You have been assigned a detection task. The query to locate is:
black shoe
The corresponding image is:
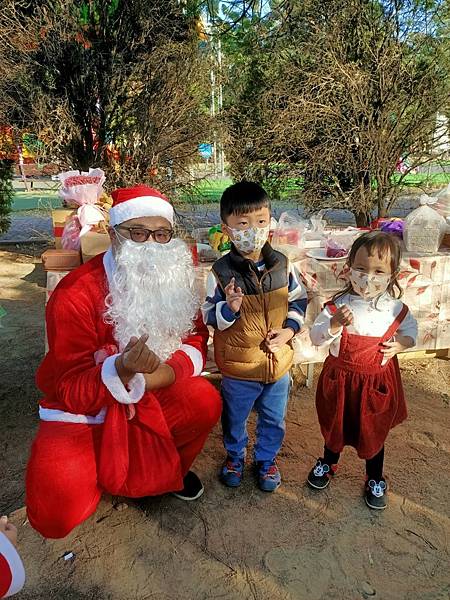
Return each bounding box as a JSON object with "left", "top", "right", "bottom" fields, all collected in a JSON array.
[
  {"left": 365, "top": 478, "right": 387, "bottom": 510},
  {"left": 307, "top": 459, "right": 336, "bottom": 490},
  {"left": 172, "top": 471, "right": 204, "bottom": 501}
]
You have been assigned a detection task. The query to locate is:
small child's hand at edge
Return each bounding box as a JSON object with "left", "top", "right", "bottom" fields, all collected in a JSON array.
[{"left": 0, "top": 515, "right": 18, "bottom": 547}]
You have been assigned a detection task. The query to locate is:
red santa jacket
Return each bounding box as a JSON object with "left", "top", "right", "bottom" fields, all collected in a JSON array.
[
  {"left": 36, "top": 253, "right": 209, "bottom": 496},
  {"left": 0, "top": 533, "right": 25, "bottom": 598}
]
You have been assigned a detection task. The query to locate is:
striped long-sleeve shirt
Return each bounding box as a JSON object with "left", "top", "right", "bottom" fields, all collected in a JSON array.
[{"left": 202, "top": 259, "right": 307, "bottom": 332}]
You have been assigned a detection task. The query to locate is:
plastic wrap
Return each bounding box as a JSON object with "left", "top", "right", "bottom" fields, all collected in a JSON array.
[{"left": 403, "top": 196, "right": 447, "bottom": 254}]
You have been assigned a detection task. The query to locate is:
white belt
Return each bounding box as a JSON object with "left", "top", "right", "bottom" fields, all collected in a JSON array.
[{"left": 39, "top": 406, "right": 107, "bottom": 424}]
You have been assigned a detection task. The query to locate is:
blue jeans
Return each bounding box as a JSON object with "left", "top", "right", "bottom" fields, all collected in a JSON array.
[{"left": 221, "top": 374, "right": 290, "bottom": 462}]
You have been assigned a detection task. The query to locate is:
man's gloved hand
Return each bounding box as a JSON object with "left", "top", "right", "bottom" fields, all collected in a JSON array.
[{"left": 115, "top": 334, "right": 160, "bottom": 385}]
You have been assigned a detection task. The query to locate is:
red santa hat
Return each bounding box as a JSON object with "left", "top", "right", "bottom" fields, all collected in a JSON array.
[{"left": 109, "top": 185, "right": 174, "bottom": 227}]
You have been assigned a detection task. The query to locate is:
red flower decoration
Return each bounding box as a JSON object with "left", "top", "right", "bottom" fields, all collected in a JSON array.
[
  {"left": 409, "top": 258, "right": 421, "bottom": 271},
  {"left": 397, "top": 271, "right": 411, "bottom": 280}
]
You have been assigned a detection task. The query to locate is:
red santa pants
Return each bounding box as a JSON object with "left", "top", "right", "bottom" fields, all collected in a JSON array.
[{"left": 26, "top": 377, "right": 221, "bottom": 539}]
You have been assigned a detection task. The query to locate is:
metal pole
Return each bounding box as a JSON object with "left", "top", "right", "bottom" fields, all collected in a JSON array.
[
  {"left": 210, "top": 62, "right": 217, "bottom": 177},
  {"left": 217, "top": 37, "right": 225, "bottom": 177}
]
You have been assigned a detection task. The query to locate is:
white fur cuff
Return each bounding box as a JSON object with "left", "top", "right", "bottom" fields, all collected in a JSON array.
[
  {"left": 327, "top": 326, "right": 343, "bottom": 339},
  {"left": 101, "top": 354, "right": 146, "bottom": 404},
  {"left": 0, "top": 531, "right": 25, "bottom": 597},
  {"left": 179, "top": 344, "right": 204, "bottom": 376}
]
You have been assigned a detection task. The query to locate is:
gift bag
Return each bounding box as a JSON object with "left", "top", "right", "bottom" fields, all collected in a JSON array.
[
  {"left": 57, "top": 168, "right": 109, "bottom": 251},
  {"left": 272, "top": 212, "right": 309, "bottom": 247},
  {"left": 58, "top": 168, "right": 105, "bottom": 207}
]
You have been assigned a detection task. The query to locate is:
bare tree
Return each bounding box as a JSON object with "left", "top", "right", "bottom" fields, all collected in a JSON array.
[
  {"left": 0, "top": 0, "right": 211, "bottom": 195},
  {"left": 221, "top": 0, "right": 450, "bottom": 225}
]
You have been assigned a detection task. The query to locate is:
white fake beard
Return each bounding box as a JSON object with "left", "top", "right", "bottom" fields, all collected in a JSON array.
[{"left": 104, "top": 237, "right": 199, "bottom": 361}]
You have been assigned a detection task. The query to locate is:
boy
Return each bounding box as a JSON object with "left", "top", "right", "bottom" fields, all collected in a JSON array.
[{"left": 202, "top": 181, "right": 307, "bottom": 492}]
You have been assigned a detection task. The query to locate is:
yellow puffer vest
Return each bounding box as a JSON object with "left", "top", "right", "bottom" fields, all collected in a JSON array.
[{"left": 212, "top": 243, "right": 293, "bottom": 383}]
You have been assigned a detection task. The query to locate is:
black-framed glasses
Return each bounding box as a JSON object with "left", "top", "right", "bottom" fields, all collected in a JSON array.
[{"left": 116, "top": 226, "right": 174, "bottom": 244}]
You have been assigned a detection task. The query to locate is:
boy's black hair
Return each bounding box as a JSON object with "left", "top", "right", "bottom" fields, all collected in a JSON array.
[{"left": 220, "top": 181, "right": 271, "bottom": 223}]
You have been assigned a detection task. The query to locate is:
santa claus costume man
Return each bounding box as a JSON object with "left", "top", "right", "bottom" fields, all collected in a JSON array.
[{"left": 26, "top": 185, "right": 222, "bottom": 539}]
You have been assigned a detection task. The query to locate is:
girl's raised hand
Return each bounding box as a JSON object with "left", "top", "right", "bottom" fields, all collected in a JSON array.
[{"left": 330, "top": 305, "right": 354, "bottom": 332}]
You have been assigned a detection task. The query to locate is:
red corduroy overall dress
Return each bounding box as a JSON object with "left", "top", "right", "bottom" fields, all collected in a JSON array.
[{"left": 316, "top": 303, "right": 408, "bottom": 459}]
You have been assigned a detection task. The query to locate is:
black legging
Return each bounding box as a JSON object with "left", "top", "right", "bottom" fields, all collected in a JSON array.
[{"left": 323, "top": 445, "right": 385, "bottom": 481}]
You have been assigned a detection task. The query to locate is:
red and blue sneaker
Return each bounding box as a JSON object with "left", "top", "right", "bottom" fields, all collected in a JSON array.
[
  {"left": 257, "top": 460, "right": 281, "bottom": 492},
  {"left": 220, "top": 456, "right": 244, "bottom": 487}
]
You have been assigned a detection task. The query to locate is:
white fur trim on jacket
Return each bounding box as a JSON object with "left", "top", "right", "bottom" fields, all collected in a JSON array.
[
  {"left": 109, "top": 196, "right": 173, "bottom": 227},
  {"left": 179, "top": 344, "right": 204, "bottom": 376},
  {"left": 103, "top": 247, "right": 115, "bottom": 284},
  {"left": 101, "top": 354, "right": 146, "bottom": 404},
  {"left": 39, "top": 406, "right": 107, "bottom": 424},
  {"left": 0, "top": 531, "right": 25, "bottom": 598}
]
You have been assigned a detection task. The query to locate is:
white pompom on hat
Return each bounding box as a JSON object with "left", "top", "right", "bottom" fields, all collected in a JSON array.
[{"left": 109, "top": 185, "right": 173, "bottom": 227}]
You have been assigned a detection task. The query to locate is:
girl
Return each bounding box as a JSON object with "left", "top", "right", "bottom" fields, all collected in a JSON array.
[{"left": 308, "top": 231, "right": 417, "bottom": 510}]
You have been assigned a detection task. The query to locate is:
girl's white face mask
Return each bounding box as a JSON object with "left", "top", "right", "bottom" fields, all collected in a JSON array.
[
  {"left": 349, "top": 269, "right": 391, "bottom": 299},
  {"left": 229, "top": 225, "right": 270, "bottom": 255}
]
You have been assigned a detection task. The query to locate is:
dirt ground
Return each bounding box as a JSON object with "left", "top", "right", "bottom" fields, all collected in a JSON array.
[{"left": 0, "top": 249, "right": 449, "bottom": 600}]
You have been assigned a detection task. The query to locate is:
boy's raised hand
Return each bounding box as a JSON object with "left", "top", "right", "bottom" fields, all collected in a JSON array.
[
  {"left": 225, "top": 277, "right": 244, "bottom": 313},
  {"left": 330, "top": 305, "right": 353, "bottom": 333}
]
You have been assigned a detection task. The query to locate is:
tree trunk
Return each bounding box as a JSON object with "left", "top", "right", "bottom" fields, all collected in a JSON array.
[
  {"left": 376, "top": 178, "right": 388, "bottom": 218},
  {"left": 353, "top": 210, "right": 370, "bottom": 227},
  {"left": 0, "top": 159, "right": 14, "bottom": 235}
]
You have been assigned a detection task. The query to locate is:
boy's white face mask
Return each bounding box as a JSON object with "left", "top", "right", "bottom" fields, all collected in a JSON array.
[
  {"left": 349, "top": 269, "right": 391, "bottom": 299},
  {"left": 229, "top": 225, "right": 270, "bottom": 255}
]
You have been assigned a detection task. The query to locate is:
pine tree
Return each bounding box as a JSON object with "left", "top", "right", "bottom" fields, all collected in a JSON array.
[{"left": 0, "top": 159, "right": 14, "bottom": 234}]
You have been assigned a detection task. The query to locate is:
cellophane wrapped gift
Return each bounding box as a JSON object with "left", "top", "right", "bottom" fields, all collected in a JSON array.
[
  {"left": 271, "top": 212, "right": 311, "bottom": 260},
  {"left": 58, "top": 169, "right": 105, "bottom": 207},
  {"left": 55, "top": 169, "right": 111, "bottom": 251},
  {"left": 403, "top": 196, "right": 447, "bottom": 254},
  {"left": 272, "top": 212, "right": 309, "bottom": 247}
]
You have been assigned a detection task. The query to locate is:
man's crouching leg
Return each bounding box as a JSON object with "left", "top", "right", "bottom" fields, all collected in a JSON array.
[
  {"left": 26, "top": 422, "right": 102, "bottom": 539},
  {"left": 155, "top": 376, "right": 222, "bottom": 475}
]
